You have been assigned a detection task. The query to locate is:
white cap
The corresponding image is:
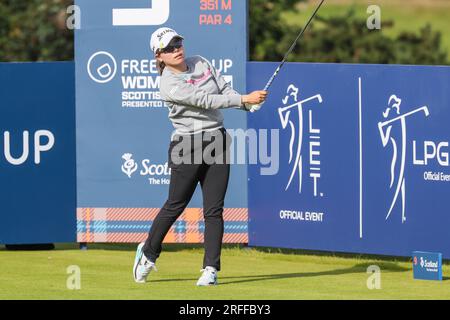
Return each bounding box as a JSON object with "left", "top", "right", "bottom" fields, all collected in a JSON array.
[{"left": 150, "top": 27, "right": 184, "bottom": 54}]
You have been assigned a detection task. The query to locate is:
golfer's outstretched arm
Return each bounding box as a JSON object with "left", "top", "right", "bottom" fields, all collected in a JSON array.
[
  {"left": 161, "top": 79, "right": 267, "bottom": 111},
  {"left": 204, "top": 57, "right": 267, "bottom": 109},
  {"left": 161, "top": 78, "right": 243, "bottom": 110}
]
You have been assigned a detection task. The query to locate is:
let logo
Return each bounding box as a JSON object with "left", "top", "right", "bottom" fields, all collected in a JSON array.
[{"left": 113, "top": 0, "right": 170, "bottom": 26}]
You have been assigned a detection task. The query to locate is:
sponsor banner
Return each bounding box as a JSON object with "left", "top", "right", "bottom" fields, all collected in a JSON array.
[
  {"left": 413, "top": 251, "right": 442, "bottom": 281},
  {"left": 76, "top": 208, "right": 248, "bottom": 243},
  {"left": 75, "top": 0, "right": 248, "bottom": 242},
  {"left": 247, "top": 62, "right": 450, "bottom": 258},
  {"left": 0, "top": 62, "right": 76, "bottom": 244}
]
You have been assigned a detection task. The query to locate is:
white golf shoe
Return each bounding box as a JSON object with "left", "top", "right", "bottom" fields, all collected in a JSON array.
[
  {"left": 133, "top": 242, "right": 157, "bottom": 283},
  {"left": 196, "top": 266, "right": 218, "bottom": 286}
]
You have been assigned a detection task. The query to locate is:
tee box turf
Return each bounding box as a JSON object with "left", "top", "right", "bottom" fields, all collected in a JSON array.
[{"left": 412, "top": 251, "right": 442, "bottom": 281}]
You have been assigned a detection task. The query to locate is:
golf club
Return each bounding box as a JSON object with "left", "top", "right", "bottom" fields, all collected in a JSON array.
[{"left": 250, "top": 0, "right": 326, "bottom": 112}]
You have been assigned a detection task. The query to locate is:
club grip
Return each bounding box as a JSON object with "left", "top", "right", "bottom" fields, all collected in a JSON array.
[{"left": 248, "top": 102, "right": 263, "bottom": 113}]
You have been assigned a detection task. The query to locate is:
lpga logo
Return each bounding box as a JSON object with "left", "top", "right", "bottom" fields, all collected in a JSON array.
[
  {"left": 378, "top": 94, "right": 429, "bottom": 223},
  {"left": 121, "top": 153, "right": 138, "bottom": 178},
  {"left": 278, "top": 84, "right": 323, "bottom": 196}
]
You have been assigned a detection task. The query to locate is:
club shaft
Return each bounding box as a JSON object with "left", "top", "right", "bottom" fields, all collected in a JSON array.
[{"left": 263, "top": 0, "right": 325, "bottom": 91}]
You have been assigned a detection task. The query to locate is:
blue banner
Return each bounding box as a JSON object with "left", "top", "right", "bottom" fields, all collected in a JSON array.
[
  {"left": 0, "top": 62, "right": 76, "bottom": 244},
  {"left": 75, "top": 0, "right": 248, "bottom": 242},
  {"left": 247, "top": 62, "right": 450, "bottom": 258},
  {"left": 75, "top": 0, "right": 247, "bottom": 207}
]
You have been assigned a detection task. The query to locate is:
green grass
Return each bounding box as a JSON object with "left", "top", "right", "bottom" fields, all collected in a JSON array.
[
  {"left": 0, "top": 243, "right": 449, "bottom": 300},
  {"left": 282, "top": 0, "right": 450, "bottom": 60}
]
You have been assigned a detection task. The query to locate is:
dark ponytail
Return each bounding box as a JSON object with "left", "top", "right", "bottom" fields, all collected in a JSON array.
[{"left": 156, "top": 58, "right": 166, "bottom": 75}]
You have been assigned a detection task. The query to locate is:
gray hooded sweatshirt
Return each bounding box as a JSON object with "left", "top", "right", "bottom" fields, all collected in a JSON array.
[{"left": 159, "top": 55, "right": 246, "bottom": 140}]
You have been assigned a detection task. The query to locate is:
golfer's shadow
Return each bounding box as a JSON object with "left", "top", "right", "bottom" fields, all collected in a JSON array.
[{"left": 150, "top": 262, "right": 411, "bottom": 285}]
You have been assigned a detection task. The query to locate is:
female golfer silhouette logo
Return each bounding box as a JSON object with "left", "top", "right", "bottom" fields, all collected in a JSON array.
[
  {"left": 278, "top": 84, "right": 323, "bottom": 193},
  {"left": 378, "top": 94, "right": 429, "bottom": 223}
]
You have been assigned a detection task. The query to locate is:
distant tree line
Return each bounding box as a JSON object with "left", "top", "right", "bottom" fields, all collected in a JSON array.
[
  {"left": 0, "top": 0, "right": 73, "bottom": 62},
  {"left": 250, "top": 1, "right": 448, "bottom": 65},
  {"left": 0, "top": 0, "right": 447, "bottom": 65}
]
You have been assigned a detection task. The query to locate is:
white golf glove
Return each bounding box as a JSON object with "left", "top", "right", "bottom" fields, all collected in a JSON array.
[{"left": 244, "top": 103, "right": 262, "bottom": 113}]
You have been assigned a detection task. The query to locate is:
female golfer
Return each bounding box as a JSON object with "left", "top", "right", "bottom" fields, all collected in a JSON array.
[{"left": 133, "top": 27, "right": 267, "bottom": 286}]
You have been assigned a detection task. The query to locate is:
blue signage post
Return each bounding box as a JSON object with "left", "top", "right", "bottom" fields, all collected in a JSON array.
[{"left": 413, "top": 251, "right": 443, "bottom": 281}]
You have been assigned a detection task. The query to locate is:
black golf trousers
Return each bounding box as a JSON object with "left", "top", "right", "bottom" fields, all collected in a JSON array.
[{"left": 143, "top": 127, "right": 231, "bottom": 271}]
